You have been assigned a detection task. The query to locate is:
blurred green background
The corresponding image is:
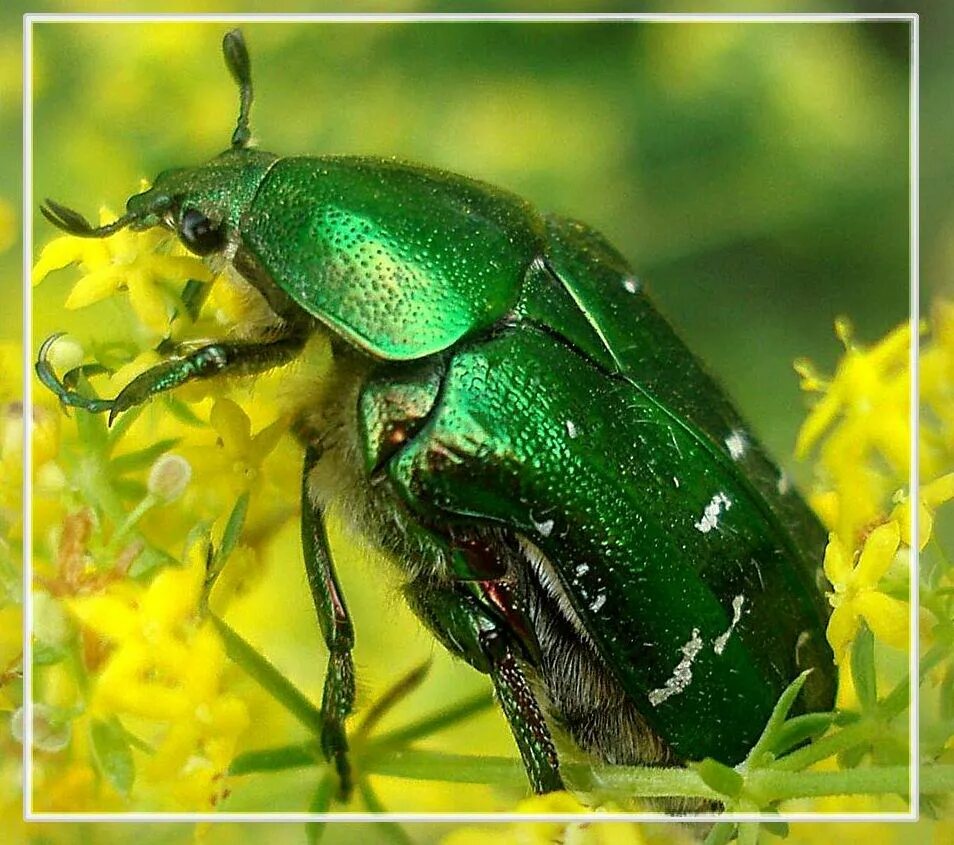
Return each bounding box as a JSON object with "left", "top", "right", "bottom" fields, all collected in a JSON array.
[
  {"left": 5, "top": 1, "right": 950, "bottom": 843},
  {"left": 25, "top": 13, "right": 912, "bottom": 469}
]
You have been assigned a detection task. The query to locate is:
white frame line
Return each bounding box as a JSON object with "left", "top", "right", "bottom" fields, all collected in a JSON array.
[{"left": 22, "top": 10, "right": 920, "bottom": 825}]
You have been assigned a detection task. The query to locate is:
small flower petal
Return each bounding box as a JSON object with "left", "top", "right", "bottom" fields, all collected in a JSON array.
[
  {"left": 826, "top": 602, "right": 858, "bottom": 663},
  {"left": 822, "top": 534, "right": 852, "bottom": 586},
  {"left": 855, "top": 591, "right": 910, "bottom": 651},
  {"left": 855, "top": 521, "right": 901, "bottom": 588}
]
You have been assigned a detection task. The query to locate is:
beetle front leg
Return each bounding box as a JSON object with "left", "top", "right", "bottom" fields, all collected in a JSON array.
[
  {"left": 301, "top": 443, "right": 356, "bottom": 800},
  {"left": 36, "top": 333, "right": 307, "bottom": 423},
  {"left": 404, "top": 578, "right": 564, "bottom": 795}
]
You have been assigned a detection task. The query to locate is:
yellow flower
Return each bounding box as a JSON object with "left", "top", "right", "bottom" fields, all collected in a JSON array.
[
  {"left": 440, "top": 792, "right": 656, "bottom": 845},
  {"left": 33, "top": 207, "right": 213, "bottom": 338},
  {"left": 67, "top": 537, "right": 249, "bottom": 809},
  {"left": 795, "top": 319, "right": 911, "bottom": 547},
  {"left": 207, "top": 397, "right": 287, "bottom": 491},
  {"left": 921, "top": 299, "right": 954, "bottom": 474},
  {"left": 823, "top": 521, "right": 909, "bottom": 662},
  {"left": 890, "top": 472, "right": 954, "bottom": 551}
]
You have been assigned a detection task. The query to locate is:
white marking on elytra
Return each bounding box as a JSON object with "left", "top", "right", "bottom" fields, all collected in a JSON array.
[
  {"left": 713, "top": 594, "right": 745, "bottom": 655},
  {"left": 533, "top": 517, "right": 555, "bottom": 537},
  {"left": 575, "top": 563, "right": 590, "bottom": 577},
  {"left": 622, "top": 276, "right": 641, "bottom": 294},
  {"left": 589, "top": 593, "right": 607, "bottom": 613},
  {"left": 725, "top": 429, "right": 747, "bottom": 461},
  {"left": 565, "top": 420, "right": 578, "bottom": 439},
  {"left": 694, "top": 492, "right": 732, "bottom": 534},
  {"left": 648, "top": 628, "right": 704, "bottom": 707}
]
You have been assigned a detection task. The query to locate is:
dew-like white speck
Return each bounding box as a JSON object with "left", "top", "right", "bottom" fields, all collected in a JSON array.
[
  {"left": 575, "top": 563, "right": 590, "bottom": 577},
  {"left": 590, "top": 593, "right": 607, "bottom": 613},
  {"left": 713, "top": 594, "right": 745, "bottom": 655},
  {"left": 622, "top": 277, "right": 640, "bottom": 294},
  {"left": 533, "top": 518, "right": 555, "bottom": 537},
  {"left": 777, "top": 473, "right": 791, "bottom": 495},
  {"left": 672, "top": 476, "right": 680, "bottom": 488},
  {"left": 725, "top": 429, "right": 747, "bottom": 461},
  {"left": 694, "top": 492, "right": 732, "bottom": 534},
  {"left": 648, "top": 628, "right": 704, "bottom": 707},
  {"left": 566, "top": 420, "right": 578, "bottom": 439}
]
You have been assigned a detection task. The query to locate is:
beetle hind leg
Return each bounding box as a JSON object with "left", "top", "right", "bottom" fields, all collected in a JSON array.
[{"left": 404, "top": 578, "right": 564, "bottom": 795}]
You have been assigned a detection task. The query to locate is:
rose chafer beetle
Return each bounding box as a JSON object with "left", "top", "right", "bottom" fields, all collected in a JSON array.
[{"left": 37, "top": 30, "right": 836, "bottom": 799}]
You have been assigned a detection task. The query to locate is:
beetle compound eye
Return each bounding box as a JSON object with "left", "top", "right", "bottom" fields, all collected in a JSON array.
[{"left": 178, "top": 209, "right": 223, "bottom": 256}]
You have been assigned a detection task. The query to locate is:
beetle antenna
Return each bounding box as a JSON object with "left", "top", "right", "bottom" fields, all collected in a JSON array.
[
  {"left": 223, "top": 29, "right": 254, "bottom": 149},
  {"left": 40, "top": 199, "right": 134, "bottom": 238}
]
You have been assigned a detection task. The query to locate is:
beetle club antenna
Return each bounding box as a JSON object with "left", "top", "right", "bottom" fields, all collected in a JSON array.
[
  {"left": 223, "top": 29, "right": 254, "bottom": 149},
  {"left": 39, "top": 199, "right": 134, "bottom": 238}
]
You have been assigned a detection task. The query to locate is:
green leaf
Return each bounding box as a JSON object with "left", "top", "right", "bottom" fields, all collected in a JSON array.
[
  {"left": 747, "top": 671, "right": 810, "bottom": 765},
  {"left": 354, "top": 659, "right": 431, "bottom": 741},
  {"left": 762, "top": 820, "right": 789, "bottom": 838},
  {"left": 770, "top": 711, "right": 835, "bottom": 756},
  {"left": 367, "top": 691, "right": 494, "bottom": 752},
  {"left": 89, "top": 717, "right": 135, "bottom": 795},
  {"left": 357, "top": 779, "right": 414, "bottom": 844},
  {"left": 164, "top": 397, "right": 206, "bottom": 427},
  {"left": 703, "top": 822, "right": 736, "bottom": 845},
  {"left": 32, "top": 642, "right": 66, "bottom": 667},
  {"left": 214, "top": 491, "right": 250, "bottom": 569},
  {"left": 127, "top": 545, "right": 178, "bottom": 579},
  {"left": 211, "top": 614, "right": 323, "bottom": 734},
  {"left": 836, "top": 743, "right": 868, "bottom": 769},
  {"left": 692, "top": 758, "right": 743, "bottom": 799},
  {"left": 230, "top": 742, "right": 320, "bottom": 775},
  {"left": 850, "top": 621, "right": 877, "bottom": 713},
  {"left": 737, "top": 823, "right": 760, "bottom": 845},
  {"left": 305, "top": 768, "right": 336, "bottom": 845},
  {"left": 110, "top": 438, "right": 181, "bottom": 474},
  {"left": 112, "top": 478, "right": 148, "bottom": 501}
]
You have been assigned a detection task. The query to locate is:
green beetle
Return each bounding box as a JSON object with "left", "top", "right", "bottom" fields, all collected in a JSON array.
[{"left": 37, "top": 30, "right": 836, "bottom": 798}]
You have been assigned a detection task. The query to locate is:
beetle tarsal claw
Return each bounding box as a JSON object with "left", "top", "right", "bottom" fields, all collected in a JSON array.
[{"left": 35, "top": 334, "right": 116, "bottom": 415}]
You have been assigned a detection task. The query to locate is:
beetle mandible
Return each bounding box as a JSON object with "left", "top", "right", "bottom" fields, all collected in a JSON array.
[{"left": 37, "top": 29, "right": 836, "bottom": 799}]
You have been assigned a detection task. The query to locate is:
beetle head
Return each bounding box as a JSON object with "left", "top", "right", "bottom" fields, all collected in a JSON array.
[{"left": 40, "top": 29, "right": 273, "bottom": 259}]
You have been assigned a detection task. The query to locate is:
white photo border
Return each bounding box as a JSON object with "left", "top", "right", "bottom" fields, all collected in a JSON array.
[{"left": 22, "top": 10, "right": 920, "bottom": 825}]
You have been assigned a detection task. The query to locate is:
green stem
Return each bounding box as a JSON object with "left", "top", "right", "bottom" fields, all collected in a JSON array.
[
  {"left": 75, "top": 453, "right": 126, "bottom": 527},
  {"left": 752, "top": 764, "right": 954, "bottom": 800},
  {"left": 107, "top": 493, "right": 157, "bottom": 551}
]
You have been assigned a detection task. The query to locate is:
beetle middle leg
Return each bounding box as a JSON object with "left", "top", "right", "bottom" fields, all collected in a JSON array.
[
  {"left": 301, "top": 442, "right": 357, "bottom": 800},
  {"left": 36, "top": 332, "right": 307, "bottom": 423}
]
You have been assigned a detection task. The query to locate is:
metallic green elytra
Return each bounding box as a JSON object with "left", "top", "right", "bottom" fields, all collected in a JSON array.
[{"left": 37, "top": 30, "right": 836, "bottom": 800}]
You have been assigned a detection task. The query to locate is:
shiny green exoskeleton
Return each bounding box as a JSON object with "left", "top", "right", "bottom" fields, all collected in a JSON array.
[{"left": 37, "top": 30, "right": 836, "bottom": 800}]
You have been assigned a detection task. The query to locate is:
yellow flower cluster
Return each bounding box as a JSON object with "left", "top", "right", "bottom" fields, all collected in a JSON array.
[
  {"left": 795, "top": 305, "right": 954, "bottom": 663},
  {"left": 68, "top": 537, "right": 250, "bottom": 810},
  {"left": 27, "top": 220, "right": 333, "bottom": 812},
  {"left": 32, "top": 204, "right": 213, "bottom": 342}
]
